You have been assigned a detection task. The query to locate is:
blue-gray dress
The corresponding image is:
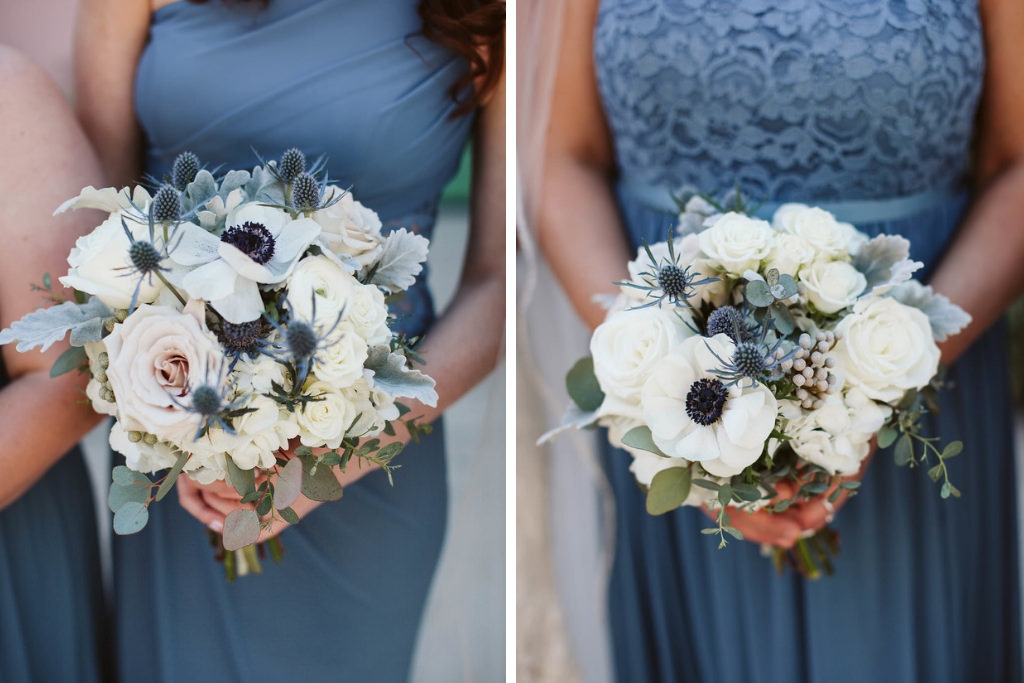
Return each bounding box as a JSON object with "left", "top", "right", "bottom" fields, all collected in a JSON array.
[
  {"left": 113, "top": 1, "right": 472, "bottom": 681},
  {"left": 0, "top": 362, "right": 107, "bottom": 682},
  {"left": 594, "top": 1, "right": 1021, "bottom": 681}
]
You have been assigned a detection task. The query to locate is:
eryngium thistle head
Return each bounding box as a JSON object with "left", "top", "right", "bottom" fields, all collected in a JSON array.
[
  {"left": 279, "top": 148, "right": 307, "bottom": 182},
  {"left": 706, "top": 306, "right": 745, "bottom": 341},
  {"left": 128, "top": 240, "right": 161, "bottom": 274},
  {"left": 291, "top": 172, "right": 321, "bottom": 211},
  {"left": 190, "top": 385, "right": 222, "bottom": 417},
  {"left": 150, "top": 184, "right": 181, "bottom": 223},
  {"left": 732, "top": 342, "right": 766, "bottom": 378},
  {"left": 171, "top": 151, "right": 200, "bottom": 190},
  {"left": 285, "top": 321, "right": 317, "bottom": 359},
  {"left": 656, "top": 264, "right": 689, "bottom": 299}
]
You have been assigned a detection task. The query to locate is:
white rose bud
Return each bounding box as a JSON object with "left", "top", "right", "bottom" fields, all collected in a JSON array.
[
  {"left": 801, "top": 261, "right": 867, "bottom": 314},
  {"left": 698, "top": 212, "right": 775, "bottom": 276},
  {"left": 772, "top": 204, "right": 858, "bottom": 260}
]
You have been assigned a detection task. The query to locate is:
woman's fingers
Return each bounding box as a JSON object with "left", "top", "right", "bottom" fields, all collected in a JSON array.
[{"left": 176, "top": 478, "right": 226, "bottom": 531}]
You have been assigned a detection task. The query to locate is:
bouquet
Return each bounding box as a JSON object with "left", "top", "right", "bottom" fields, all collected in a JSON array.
[
  {"left": 0, "top": 149, "right": 437, "bottom": 578},
  {"left": 556, "top": 195, "right": 970, "bottom": 577}
]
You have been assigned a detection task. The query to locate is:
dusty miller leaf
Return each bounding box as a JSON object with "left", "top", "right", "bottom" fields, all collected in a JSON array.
[
  {"left": 888, "top": 281, "right": 971, "bottom": 342},
  {"left": 852, "top": 235, "right": 921, "bottom": 294},
  {"left": 365, "top": 346, "right": 438, "bottom": 406},
  {"left": 0, "top": 298, "right": 111, "bottom": 352}
]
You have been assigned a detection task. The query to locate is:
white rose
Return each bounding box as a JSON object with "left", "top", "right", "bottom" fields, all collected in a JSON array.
[
  {"left": 785, "top": 390, "right": 889, "bottom": 474},
  {"left": 641, "top": 334, "right": 778, "bottom": 477},
  {"left": 296, "top": 380, "right": 357, "bottom": 449},
  {"left": 772, "top": 204, "right": 858, "bottom": 259},
  {"left": 832, "top": 297, "right": 940, "bottom": 403},
  {"left": 312, "top": 189, "right": 385, "bottom": 271},
  {"left": 205, "top": 396, "right": 300, "bottom": 471},
  {"left": 104, "top": 300, "right": 224, "bottom": 446},
  {"left": 801, "top": 261, "right": 867, "bottom": 314},
  {"left": 698, "top": 212, "right": 775, "bottom": 276},
  {"left": 591, "top": 306, "right": 695, "bottom": 421},
  {"left": 60, "top": 212, "right": 165, "bottom": 309},
  {"left": 287, "top": 254, "right": 358, "bottom": 322},
  {"left": 344, "top": 283, "right": 391, "bottom": 347},
  {"left": 312, "top": 323, "right": 369, "bottom": 388},
  {"left": 766, "top": 232, "right": 816, "bottom": 277}
]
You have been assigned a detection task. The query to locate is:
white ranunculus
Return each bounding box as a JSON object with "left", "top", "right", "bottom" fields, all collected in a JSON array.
[
  {"left": 205, "top": 396, "right": 300, "bottom": 471},
  {"left": 231, "top": 349, "right": 287, "bottom": 396},
  {"left": 173, "top": 204, "right": 322, "bottom": 323},
  {"left": 312, "top": 323, "right": 369, "bottom": 389},
  {"left": 296, "top": 380, "right": 357, "bottom": 449},
  {"left": 288, "top": 255, "right": 391, "bottom": 346},
  {"left": 343, "top": 283, "right": 391, "bottom": 347},
  {"left": 103, "top": 300, "right": 224, "bottom": 446},
  {"left": 766, "top": 232, "right": 816, "bottom": 278},
  {"left": 60, "top": 212, "right": 165, "bottom": 309},
  {"left": 342, "top": 378, "right": 400, "bottom": 436},
  {"left": 832, "top": 296, "right": 940, "bottom": 403},
  {"left": 786, "top": 389, "right": 889, "bottom": 474},
  {"left": 772, "top": 204, "right": 857, "bottom": 260},
  {"left": 801, "top": 260, "right": 867, "bottom": 314},
  {"left": 312, "top": 189, "right": 385, "bottom": 272},
  {"left": 697, "top": 212, "right": 775, "bottom": 276},
  {"left": 641, "top": 334, "right": 778, "bottom": 477},
  {"left": 591, "top": 306, "right": 696, "bottom": 421}
]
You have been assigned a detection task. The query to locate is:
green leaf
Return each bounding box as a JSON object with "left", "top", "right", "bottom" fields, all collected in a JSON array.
[
  {"left": 565, "top": 356, "right": 605, "bottom": 413},
  {"left": 225, "top": 458, "right": 256, "bottom": 497},
  {"left": 300, "top": 454, "right": 345, "bottom": 502},
  {"left": 692, "top": 479, "right": 720, "bottom": 491},
  {"left": 725, "top": 526, "right": 744, "bottom": 540},
  {"left": 278, "top": 506, "right": 300, "bottom": 525},
  {"left": 320, "top": 451, "right": 342, "bottom": 467},
  {"left": 894, "top": 435, "right": 913, "bottom": 466},
  {"left": 940, "top": 481, "right": 952, "bottom": 499},
  {"left": 112, "top": 466, "right": 150, "bottom": 487},
  {"left": 877, "top": 426, "right": 899, "bottom": 449},
  {"left": 112, "top": 501, "right": 149, "bottom": 535},
  {"left": 154, "top": 450, "right": 189, "bottom": 502},
  {"left": 700, "top": 527, "right": 719, "bottom": 535},
  {"left": 942, "top": 441, "right": 963, "bottom": 459},
  {"left": 776, "top": 273, "right": 798, "bottom": 299},
  {"left": 274, "top": 458, "right": 303, "bottom": 510},
  {"left": 745, "top": 280, "right": 773, "bottom": 307},
  {"left": 731, "top": 483, "right": 761, "bottom": 502},
  {"left": 717, "top": 484, "right": 733, "bottom": 507},
  {"left": 50, "top": 345, "right": 88, "bottom": 378},
  {"left": 621, "top": 426, "right": 666, "bottom": 456},
  {"left": 773, "top": 498, "right": 792, "bottom": 512},
  {"left": 222, "top": 509, "right": 260, "bottom": 551},
  {"left": 927, "top": 464, "right": 944, "bottom": 482},
  {"left": 43, "top": 273, "right": 51, "bottom": 290},
  {"left": 374, "top": 441, "right": 404, "bottom": 463},
  {"left": 772, "top": 304, "right": 795, "bottom": 335},
  {"left": 645, "top": 467, "right": 692, "bottom": 515},
  {"left": 256, "top": 494, "right": 273, "bottom": 517},
  {"left": 107, "top": 481, "right": 150, "bottom": 512}
]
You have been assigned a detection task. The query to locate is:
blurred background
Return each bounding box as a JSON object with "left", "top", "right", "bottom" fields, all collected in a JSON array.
[{"left": 0, "top": 4, "right": 504, "bottom": 681}]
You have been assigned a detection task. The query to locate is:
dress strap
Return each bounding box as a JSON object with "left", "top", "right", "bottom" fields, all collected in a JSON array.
[{"left": 617, "top": 177, "right": 963, "bottom": 224}]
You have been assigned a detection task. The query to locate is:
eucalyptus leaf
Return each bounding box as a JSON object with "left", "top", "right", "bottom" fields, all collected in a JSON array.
[
  {"left": 278, "top": 506, "right": 300, "bottom": 525},
  {"left": 374, "top": 441, "right": 404, "bottom": 463},
  {"left": 894, "top": 435, "right": 913, "bottom": 466},
  {"left": 300, "top": 454, "right": 345, "bottom": 502},
  {"left": 50, "top": 345, "right": 88, "bottom": 378},
  {"left": 725, "top": 526, "right": 744, "bottom": 540},
  {"left": 940, "top": 481, "right": 952, "bottom": 499},
  {"left": 112, "top": 502, "right": 149, "bottom": 535},
  {"left": 0, "top": 298, "right": 111, "bottom": 352},
  {"left": 877, "top": 426, "right": 899, "bottom": 449},
  {"left": 927, "top": 464, "right": 944, "bottom": 482},
  {"left": 226, "top": 457, "right": 257, "bottom": 497},
  {"left": 621, "top": 426, "right": 666, "bottom": 456},
  {"left": 745, "top": 280, "right": 774, "bottom": 307},
  {"left": 256, "top": 494, "right": 273, "bottom": 517},
  {"left": 645, "top": 467, "right": 692, "bottom": 516},
  {"left": 107, "top": 481, "right": 150, "bottom": 512},
  {"left": 274, "top": 458, "right": 303, "bottom": 510},
  {"left": 942, "top": 441, "right": 963, "bottom": 459},
  {"left": 112, "top": 466, "right": 150, "bottom": 487},
  {"left": 365, "top": 347, "right": 438, "bottom": 406},
  {"left": 154, "top": 450, "right": 189, "bottom": 502},
  {"left": 731, "top": 483, "right": 761, "bottom": 502},
  {"left": 222, "top": 509, "right": 261, "bottom": 551},
  {"left": 717, "top": 484, "right": 733, "bottom": 507},
  {"left": 565, "top": 356, "right": 605, "bottom": 413}
]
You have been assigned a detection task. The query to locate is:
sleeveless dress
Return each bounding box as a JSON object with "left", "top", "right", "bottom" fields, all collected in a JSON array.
[
  {"left": 593, "top": 2, "right": 1022, "bottom": 681},
  {"left": 0, "top": 362, "right": 108, "bottom": 682},
  {"left": 113, "top": 2, "right": 472, "bottom": 681}
]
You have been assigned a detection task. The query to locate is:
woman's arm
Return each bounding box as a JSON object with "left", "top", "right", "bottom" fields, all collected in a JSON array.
[
  {"left": 928, "top": 0, "right": 1024, "bottom": 365},
  {"left": 179, "top": 68, "right": 508, "bottom": 537},
  {"left": 74, "top": 0, "right": 151, "bottom": 186},
  {"left": 0, "top": 47, "right": 106, "bottom": 509}
]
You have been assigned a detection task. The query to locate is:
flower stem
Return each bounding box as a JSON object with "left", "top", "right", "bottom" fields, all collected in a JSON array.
[{"left": 154, "top": 270, "right": 187, "bottom": 306}]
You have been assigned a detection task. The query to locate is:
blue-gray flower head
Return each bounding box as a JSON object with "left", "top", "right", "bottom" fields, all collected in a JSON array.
[
  {"left": 190, "top": 384, "right": 223, "bottom": 417},
  {"left": 706, "top": 306, "right": 745, "bottom": 341},
  {"left": 686, "top": 377, "right": 728, "bottom": 426},
  {"left": 220, "top": 221, "right": 276, "bottom": 265},
  {"left": 280, "top": 148, "right": 307, "bottom": 182},
  {"left": 291, "top": 172, "right": 321, "bottom": 211},
  {"left": 285, "top": 320, "right": 318, "bottom": 360},
  {"left": 128, "top": 240, "right": 162, "bottom": 275},
  {"left": 732, "top": 342, "right": 766, "bottom": 378},
  {"left": 172, "top": 151, "right": 200, "bottom": 190},
  {"left": 657, "top": 264, "right": 689, "bottom": 299},
  {"left": 151, "top": 184, "right": 181, "bottom": 223}
]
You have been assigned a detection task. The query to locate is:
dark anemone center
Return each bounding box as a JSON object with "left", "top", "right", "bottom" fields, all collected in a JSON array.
[
  {"left": 221, "top": 221, "right": 276, "bottom": 265},
  {"left": 286, "top": 321, "right": 318, "bottom": 359},
  {"left": 657, "top": 264, "right": 688, "bottom": 297},
  {"left": 129, "top": 240, "right": 161, "bottom": 274},
  {"left": 219, "top": 319, "right": 266, "bottom": 355},
  {"left": 191, "top": 385, "right": 222, "bottom": 416},
  {"left": 685, "top": 378, "right": 728, "bottom": 426}
]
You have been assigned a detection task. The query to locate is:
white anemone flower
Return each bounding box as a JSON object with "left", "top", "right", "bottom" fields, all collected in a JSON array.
[
  {"left": 641, "top": 334, "right": 778, "bottom": 478},
  {"left": 171, "top": 204, "right": 321, "bottom": 323}
]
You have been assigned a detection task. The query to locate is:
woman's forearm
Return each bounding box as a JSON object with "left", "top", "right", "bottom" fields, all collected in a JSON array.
[{"left": 929, "top": 162, "right": 1024, "bottom": 364}]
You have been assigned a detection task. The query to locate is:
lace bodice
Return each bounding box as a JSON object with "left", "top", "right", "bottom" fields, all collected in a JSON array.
[{"left": 594, "top": 0, "right": 984, "bottom": 202}]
